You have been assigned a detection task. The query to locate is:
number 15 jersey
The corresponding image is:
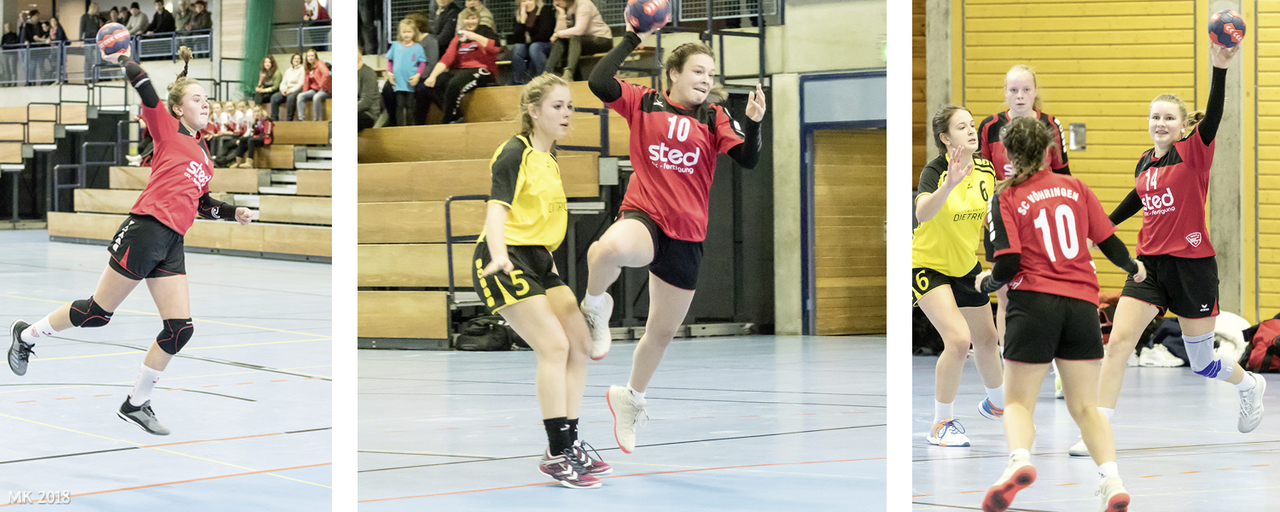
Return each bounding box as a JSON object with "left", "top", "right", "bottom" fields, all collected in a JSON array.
[{"left": 987, "top": 170, "right": 1116, "bottom": 305}]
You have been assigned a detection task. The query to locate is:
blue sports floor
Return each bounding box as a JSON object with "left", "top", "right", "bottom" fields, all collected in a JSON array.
[
  {"left": 0, "top": 230, "right": 331, "bottom": 510},
  {"left": 911, "top": 354, "right": 1279, "bottom": 510},
  {"left": 358, "top": 335, "right": 884, "bottom": 510}
]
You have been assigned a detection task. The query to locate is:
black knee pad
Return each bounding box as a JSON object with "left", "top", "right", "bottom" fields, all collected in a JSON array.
[
  {"left": 69, "top": 297, "right": 113, "bottom": 328},
  {"left": 156, "top": 318, "right": 194, "bottom": 355}
]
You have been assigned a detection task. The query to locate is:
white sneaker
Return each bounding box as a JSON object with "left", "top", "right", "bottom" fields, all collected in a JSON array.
[
  {"left": 606, "top": 385, "right": 645, "bottom": 453},
  {"left": 926, "top": 419, "right": 970, "bottom": 447},
  {"left": 1126, "top": 352, "right": 1139, "bottom": 367},
  {"left": 580, "top": 294, "right": 613, "bottom": 360},
  {"left": 1239, "top": 372, "right": 1266, "bottom": 433},
  {"left": 1095, "top": 475, "right": 1130, "bottom": 511},
  {"left": 982, "top": 454, "right": 1035, "bottom": 512},
  {"left": 1068, "top": 437, "right": 1090, "bottom": 457},
  {"left": 1054, "top": 372, "right": 1064, "bottom": 399},
  {"left": 1139, "top": 344, "right": 1184, "bottom": 367}
]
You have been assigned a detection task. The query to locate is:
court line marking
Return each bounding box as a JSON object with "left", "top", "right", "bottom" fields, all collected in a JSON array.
[
  {"left": 357, "top": 377, "right": 885, "bottom": 397},
  {"left": 359, "top": 457, "right": 881, "bottom": 503},
  {"left": 0, "top": 292, "right": 330, "bottom": 338},
  {"left": 0, "top": 412, "right": 329, "bottom": 488},
  {"left": 912, "top": 438, "right": 1280, "bottom": 463},
  {"left": 0, "top": 462, "right": 331, "bottom": 507},
  {"left": 31, "top": 337, "right": 329, "bottom": 363},
  {"left": 911, "top": 501, "right": 1052, "bottom": 512}
]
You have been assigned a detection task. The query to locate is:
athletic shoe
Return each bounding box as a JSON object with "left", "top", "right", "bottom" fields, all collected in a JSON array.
[
  {"left": 1139, "top": 344, "right": 1184, "bottom": 367},
  {"left": 926, "top": 419, "right": 970, "bottom": 447},
  {"left": 1126, "top": 352, "right": 1139, "bottom": 367},
  {"left": 1054, "top": 372, "right": 1064, "bottom": 399},
  {"left": 539, "top": 447, "right": 601, "bottom": 489},
  {"left": 580, "top": 294, "right": 613, "bottom": 360},
  {"left": 8, "top": 320, "right": 34, "bottom": 376},
  {"left": 1068, "top": 438, "right": 1090, "bottom": 457},
  {"left": 1238, "top": 372, "right": 1266, "bottom": 433},
  {"left": 117, "top": 397, "right": 171, "bottom": 436},
  {"left": 982, "top": 455, "right": 1035, "bottom": 512},
  {"left": 979, "top": 397, "right": 1004, "bottom": 420},
  {"left": 1095, "top": 476, "right": 1130, "bottom": 511},
  {"left": 574, "top": 440, "right": 612, "bottom": 475},
  {"left": 606, "top": 385, "right": 646, "bottom": 453}
]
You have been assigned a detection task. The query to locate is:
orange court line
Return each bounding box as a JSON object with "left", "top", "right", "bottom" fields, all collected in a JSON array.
[
  {"left": 141, "top": 431, "right": 287, "bottom": 449},
  {"left": 1055, "top": 483, "right": 1080, "bottom": 487},
  {"left": 1140, "top": 475, "right": 1162, "bottom": 478},
  {"left": 16, "top": 400, "right": 35, "bottom": 404},
  {"left": 0, "top": 463, "right": 331, "bottom": 507},
  {"left": 1251, "top": 464, "right": 1269, "bottom": 467},
  {"left": 691, "top": 417, "right": 714, "bottom": 419},
  {"left": 56, "top": 397, "right": 75, "bottom": 400},
  {"left": 958, "top": 490, "right": 984, "bottom": 494},
  {"left": 94, "top": 394, "right": 112, "bottom": 397},
  {"left": 913, "top": 494, "right": 931, "bottom": 498},
  {"left": 1181, "top": 471, "right": 1201, "bottom": 474},
  {"left": 1217, "top": 468, "right": 1235, "bottom": 471},
  {"left": 359, "top": 458, "right": 881, "bottom": 503}
]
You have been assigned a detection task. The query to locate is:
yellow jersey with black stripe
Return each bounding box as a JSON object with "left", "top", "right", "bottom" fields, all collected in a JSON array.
[
  {"left": 481, "top": 135, "right": 568, "bottom": 252},
  {"left": 911, "top": 154, "right": 997, "bottom": 277}
]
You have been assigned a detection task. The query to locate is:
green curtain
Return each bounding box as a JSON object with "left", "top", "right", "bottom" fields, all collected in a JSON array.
[{"left": 241, "top": 0, "right": 276, "bottom": 98}]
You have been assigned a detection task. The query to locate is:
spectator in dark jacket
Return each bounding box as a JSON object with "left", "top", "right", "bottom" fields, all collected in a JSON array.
[
  {"left": 358, "top": 44, "right": 380, "bottom": 131},
  {"left": 145, "top": 0, "right": 176, "bottom": 34},
  {"left": 173, "top": 0, "right": 193, "bottom": 32},
  {"left": 186, "top": 1, "right": 212, "bottom": 32},
  {"left": 509, "top": 0, "right": 555, "bottom": 85},
  {"left": 1, "top": 23, "right": 17, "bottom": 86},
  {"left": 431, "top": 0, "right": 462, "bottom": 59},
  {"left": 81, "top": 3, "right": 103, "bottom": 39}
]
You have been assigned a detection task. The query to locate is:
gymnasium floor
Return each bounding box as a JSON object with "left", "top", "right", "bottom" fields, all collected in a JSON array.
[
  {"left": 911, "top": 355, "right": 1280, "bottom": 510},
  {"left": 358, "top": 335, "right": 884, "bottom": 510},
  {"left": 0, "top": 230, "right": 331, "bottom": 510}
]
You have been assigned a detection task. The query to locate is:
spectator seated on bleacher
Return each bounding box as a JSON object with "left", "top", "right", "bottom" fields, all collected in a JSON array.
[
  {"left": 218, "top": 105, "right": 273, "bottom": 168},
  {"left": 297, "top": 48, "right": 331, "bottom": 121},
  {"left": 125, "top": 3, "right": 147, "bottom": 35},
  {"left": 465, "top": 0, "right": 496, "bottom": 31},
  {"left": 184, "top": 0, "right": 211, "bottom": 33},
  {"left": 380, "top": 13, "right": 438, "bottom": 127},
  {"left": 358, "top": 43, "right": 380, "bottom": 131},
  {"left": 423, "top": 7, "right": 499, "bottom": 124},
  {"left": 209, "top": 101, "right": 239, "bottom": 164},
  {"left": 430, "top": 0, "right": 463, "bottom": 59},
  {"left": 304, "top": 0, "right": 330, "bottom": 24},
  {"left": 509, "top": 0, "right": 556, "bottom": 86},
  {"left": 545, "top": 0, "right": 612, "bottom": 81},
  {"left": 272, "top": 53, "right": 305, "bottom": 121},
  {"left": 255, "top": 56, "right": 283, "bottom": 106}
]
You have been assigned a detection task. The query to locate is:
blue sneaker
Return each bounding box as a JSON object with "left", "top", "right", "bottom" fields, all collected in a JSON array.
[{"left": 979, "top": 397, "right": 1004, "bottom": 420}]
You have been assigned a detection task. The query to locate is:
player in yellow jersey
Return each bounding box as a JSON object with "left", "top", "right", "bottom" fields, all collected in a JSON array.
[
  {"left": 913, "top": 105, "right": 1005, "bottom": 447},
  {"left": 471, "top": 73, "right": 609, "bottom": 489}
]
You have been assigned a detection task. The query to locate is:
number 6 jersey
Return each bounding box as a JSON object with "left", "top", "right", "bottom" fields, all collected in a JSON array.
[{"left": 986, "top": 170, "right": 1116, "bottom": 305}]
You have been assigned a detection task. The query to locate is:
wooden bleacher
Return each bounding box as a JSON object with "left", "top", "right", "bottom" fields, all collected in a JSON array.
[{"left": 358, "top": 82, "right": 620, "bottom": 346}]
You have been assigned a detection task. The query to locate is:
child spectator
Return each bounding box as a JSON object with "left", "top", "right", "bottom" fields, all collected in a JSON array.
[{"left": 386, "top": 19, "right": 427, "bottom": 127}]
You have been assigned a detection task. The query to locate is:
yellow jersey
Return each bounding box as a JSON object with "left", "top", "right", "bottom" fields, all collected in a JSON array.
[
  {"left": 482, "top": 135, "right": 568, "bottom": 252},
  {"left": 911, "top": 153, "right": 996, "bottom": 277}
]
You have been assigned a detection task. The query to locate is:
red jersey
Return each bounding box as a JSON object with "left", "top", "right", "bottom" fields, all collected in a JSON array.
[
  {"left": 440, "top": 33, "right": 500, "bottom": 76},
  {"left": 131, "top": 102, "right": 215, "bottom": 235},
  {"left": 1131, "top": 129, "right": 1214, "bottom": 258},
  {"left": 979, "top": 110, "right": 1069, "bottom": 180},
  {"left": 608, "top": 80, "right": 746, "bottom": 241},
  {"left": 304, "top": 61, "right": 331, "bottom": 93},
  {"left": 987, "top": 170, "right": 1116, "bottom": 305}
]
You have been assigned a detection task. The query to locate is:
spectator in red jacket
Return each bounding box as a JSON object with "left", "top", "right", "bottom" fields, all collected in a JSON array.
[
  {"left": 297, "top": 48, "right": 331, "bottom": 121},
  {"left": 422, "top": 7, "right": 499, "bottom": 123}
]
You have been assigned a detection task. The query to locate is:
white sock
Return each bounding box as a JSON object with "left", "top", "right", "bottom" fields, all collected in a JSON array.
[
  {"left": 21, "top": 316, "right": 58, "bottom": 345},
  {"left": 1237, "top": 372, "right": 1256, "bottom": 391},
  {"left": 1098, "top": 461, "right": 1119, "bottom": 479},
  {"left": 1099, "top": 407, "right": 1115, "bottom": 421},
  {"left": 1010, "top": 448, "right": 1030, "bottom": 461},
  {"left": 934, "top": 400, "right": 953, "bottom": 424},
  {"left": 583, "top": 292, "right": 607, "bottom": 308},
  {"left": 985, "top": 385, "right": 1005, "bottom": 409},
  {"left": 627, "top": 384, "right": 645, "bottom": 403},
  {"left": 128, "top": 364, "right": 162, "bottom": 407}
]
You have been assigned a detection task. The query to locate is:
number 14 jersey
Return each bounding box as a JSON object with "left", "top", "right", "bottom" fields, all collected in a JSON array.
[{"left": 987, "top": 170, "right": 1116, "bottom": 305}]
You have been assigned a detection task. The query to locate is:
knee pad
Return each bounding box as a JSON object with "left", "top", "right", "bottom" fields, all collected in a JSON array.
[
  {"left": 69, "top": 297, "right": 113, "bottom": 328},
  {"left": 156, "top": 318, "right": 194, "bottom": 355},
  {"left": 1185, "top": 332, "right": 1231, "bottom": 379}
]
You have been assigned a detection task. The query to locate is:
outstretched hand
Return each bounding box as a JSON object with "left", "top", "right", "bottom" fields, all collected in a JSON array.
[
  {"left": 746, "top": 84, "right": 766, "bottom": 122},
  {"left": 1210, "top": 42, "right": 1240, "bottom": 69},
  {"left": 103, "top": 47, "right": 131, "bottom": 66}
]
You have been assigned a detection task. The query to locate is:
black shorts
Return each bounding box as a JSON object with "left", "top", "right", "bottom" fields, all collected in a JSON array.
[
  {"left": 1121, "top": 255, "right": 1219, "bottom": 319},
  {"left": 1003, "top": 290, "right": 1104, "bottom": 364},
  {"left": 912, "top": 263, "right": 989, "bottom": 308},
  {"left": 107, "top": 214, "right": 186, "bottom": 280},
  {"left": 621, "top": 209, "right": 703, "bottom": 290},
  {"left": 471, "top": 243, "right": 567, "bottom": 313}
]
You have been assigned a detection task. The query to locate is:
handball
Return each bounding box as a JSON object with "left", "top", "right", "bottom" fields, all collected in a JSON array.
[
  {"left": 97, "top": 23, "right": 131, "bottom": 58},
  {"left": 1209, "top": 10, "right": 1245, "bottom": 48},
  {"left": 626, "top": 0, "right": 672, "bottom": 33}
]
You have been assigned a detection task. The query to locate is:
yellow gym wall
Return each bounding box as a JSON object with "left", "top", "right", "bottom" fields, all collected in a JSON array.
[{"left": 949, "top": 0, "right": 1263, "bottom": 322}]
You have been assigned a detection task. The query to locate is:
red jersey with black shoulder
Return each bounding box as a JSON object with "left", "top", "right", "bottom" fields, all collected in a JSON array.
[
  {"left": 987, "top": 170, "right": 1116, "bottom": 305},
  {"left": 131, "top": 102, "right": 215, "bottom": 236},
  {"left": 979, "top": 110, "right": 1070, "bottom": 180},
  {"left": 1131, "top": 129, "right": 1214, "bottom": 258},
  {"left": 607, "top": 79, "right": 746, "bottom": 242}
]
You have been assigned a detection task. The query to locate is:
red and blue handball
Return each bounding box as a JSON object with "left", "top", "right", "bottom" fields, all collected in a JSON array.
[
  {"left": 626, "top": 0, "right": 672, "bottom": 33},
  {"left": 97, "top": 23, "right": 131, "bottom": 57},
  {"left": 1208, "top": 10, "right": 1246, "bottom": 48}
]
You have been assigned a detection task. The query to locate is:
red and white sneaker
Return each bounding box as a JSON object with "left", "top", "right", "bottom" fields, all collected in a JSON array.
[
  {"left": 539, "top": 447, "right": 601, "bottom": 489},
  {"left": 982, "top": 455, "right": 1035, "bottom": 512},
  {"left": 574, "top": 440, "right": 612, "bottom": 475},
  {"left": 1095, "top": 476, "right": 1130, "bottom": 512}
]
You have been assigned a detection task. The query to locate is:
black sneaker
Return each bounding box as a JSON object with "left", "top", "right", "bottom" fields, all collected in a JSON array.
[
  {"left": 117, "top": 397, "right": 171, "bottom": 436},
  {"left": 8, "top": 320, "right": 34, "bottom": 376}
]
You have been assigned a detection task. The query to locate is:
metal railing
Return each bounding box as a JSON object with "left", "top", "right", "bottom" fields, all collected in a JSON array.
[
  {"left": 0, "top": 31, "right": 211, "bottom": 87},
  {"left": 560, "top": 106, "right": 610, "bottom": 156},
  {"left": 270, "top": 22, "right": 332, "bottom": 54}
]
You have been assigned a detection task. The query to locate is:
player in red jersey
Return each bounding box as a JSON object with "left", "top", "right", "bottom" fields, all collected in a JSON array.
[
  {"left": 978, "top": 64, "right": 1071, "bottom": 369},
  {"left": 976, "top": 117, "right": 1143, "bottom": 512},
  {"left": 1066, "top": 43, "right": 1265, "bottom": 459},
  {"left": 7, "top": 46, "right": 252, "bottom": 436},
  {"left": 582, "top": 23, "right": 764, "bottom": 453}
]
